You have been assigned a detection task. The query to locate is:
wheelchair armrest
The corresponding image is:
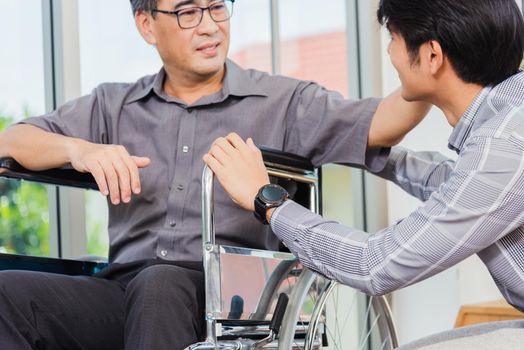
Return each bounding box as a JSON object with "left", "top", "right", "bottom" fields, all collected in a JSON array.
[
  {"left": 0, "top": 149, "right": 313, "bottom": 189},
  {"left": 0, "top": 157, "right": 98, "bottom": 190},
  {"left": 0, "top": 253, "right": 108, "bottom": 276},
  {"left": 260, "top": 147, "right": 314, "bottom": 174}
]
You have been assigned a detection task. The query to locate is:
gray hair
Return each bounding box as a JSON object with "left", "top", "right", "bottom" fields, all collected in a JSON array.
[{"left": 129, "top": 0, "right": 159, "bottom": 14}]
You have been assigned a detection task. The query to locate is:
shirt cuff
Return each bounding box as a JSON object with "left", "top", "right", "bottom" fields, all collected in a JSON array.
[
  {"left": 270, "top": 200, "right": 318, "bottom": 259},
  {"left": 371, "top": 146, "right": 408, "bottom": 181},
  {"left": 364, "top": 147, "right": 391, "bottom": 173},
  {"left": 357, "top": 97, "right": 391, "bottom": 173}
]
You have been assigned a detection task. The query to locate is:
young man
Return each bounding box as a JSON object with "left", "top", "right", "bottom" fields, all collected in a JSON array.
[
  {"left": 0, "top": 0, "right": 429, "bottom": 349},
  {"left": 204, "top": 0, "right": 524, "bottom": 315}
]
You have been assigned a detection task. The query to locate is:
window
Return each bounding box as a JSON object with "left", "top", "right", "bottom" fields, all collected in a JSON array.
[
  {"left": 0, "top": 0, "right": 50, "bottom": 257},
  {"left": 279, "top": 0, "right": 350, "bottom": 96},
  {"left": 229, "top": 0, "right": 272, "bottom": 72},
  {"left": 278, "top": 0, "right": 355, "bottom": 227}
]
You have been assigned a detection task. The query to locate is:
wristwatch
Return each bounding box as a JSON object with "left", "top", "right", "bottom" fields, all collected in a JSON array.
[{"left": 254, "top": 184, "right": 289, "bottom": 225}]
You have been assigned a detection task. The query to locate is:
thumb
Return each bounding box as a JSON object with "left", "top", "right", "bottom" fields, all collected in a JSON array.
[{"left": 132, "top": 156, "right": 151, "bottom": 168}]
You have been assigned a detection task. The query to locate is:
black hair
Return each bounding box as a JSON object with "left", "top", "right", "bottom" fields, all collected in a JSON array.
[
  {"left": 377, "top": 0, "right": 524, "bottom": 86},
  {"left": 130, "top": 0, "right": 158, "bottom": 15}
]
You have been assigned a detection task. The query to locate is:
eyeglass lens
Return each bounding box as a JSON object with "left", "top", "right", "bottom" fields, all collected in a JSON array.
[{"left": 178, "top": 1, "right": 233, "bottom": 29}]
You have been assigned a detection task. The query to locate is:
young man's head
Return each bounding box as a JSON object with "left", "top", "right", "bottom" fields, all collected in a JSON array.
[
  {"left": 377, "top": 0, "right": 524, "bottom": 102},
  {"left": 130, "top": 0, "right": 232, "bottom": 79}
]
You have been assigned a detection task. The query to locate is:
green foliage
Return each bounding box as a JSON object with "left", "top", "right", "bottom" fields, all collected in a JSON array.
[
  {"left": 0, "top": 113, "right": 13, "bottom": 130},
  {"left": 0, "top": 112, "right": 50, "bottom": 256},
  {"left": 0, "top": 111, "right": 109, "bottom": 257},
  {"left": 0, "top": 180, "right": 50, "bottom": 255},
  {"left": 86, "top": 193, "right": 109, "bottom": 257}
]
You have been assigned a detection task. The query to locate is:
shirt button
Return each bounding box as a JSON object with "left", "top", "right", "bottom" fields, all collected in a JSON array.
[
  {"left": 182, "top": 145, "right": 189, "bottom": 153},
  {"left": 160, "top": 250, "right": 168, "bottom": 257},
  {"left": 187, "top": 108, "right": 193, "bottom": 113},
  {"left": 177, "top": 185, "right": 184, "bottom": 191},
  {"left": 169, "top": 221, "right": 176, "bottom": 227}
]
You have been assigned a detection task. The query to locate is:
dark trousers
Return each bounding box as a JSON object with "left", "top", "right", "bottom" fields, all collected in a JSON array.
[{"left": 0, "top": 260, "right": 205, "bottom": 350}]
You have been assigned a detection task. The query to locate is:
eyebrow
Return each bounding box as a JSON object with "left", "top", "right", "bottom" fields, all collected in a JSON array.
[
  {"left": 174, "top": 0, "right": 197, "bottom": 10},
  {"left": 173, "top": 0, "right": 216, "bottom": 10}
]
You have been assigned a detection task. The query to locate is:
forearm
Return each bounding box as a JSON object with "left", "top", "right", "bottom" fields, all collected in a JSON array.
[
  {"left": 373, "top": 147, "right": 454, "bottom": 201},
  {"left": 0, "top": 124, "right": 80, "bottom": 170},
  {"left": 368, "top": 88, "right": 431, "bottom": 147},
  {"left": 269, "top": 193, "right": 511, "bottom": 296}
]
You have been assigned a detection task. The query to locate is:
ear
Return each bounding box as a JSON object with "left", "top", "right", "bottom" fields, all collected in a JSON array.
[
  {"left": 135, "top": 11, "right": 157, "bottom": 45},
  {"left": 427, "top": 40, "right": 444, "bottom": 75}
]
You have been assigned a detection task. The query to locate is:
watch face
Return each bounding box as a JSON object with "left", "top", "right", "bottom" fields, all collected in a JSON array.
[{"left": 261, "top": 185, "right": 287, "bottom": 204}]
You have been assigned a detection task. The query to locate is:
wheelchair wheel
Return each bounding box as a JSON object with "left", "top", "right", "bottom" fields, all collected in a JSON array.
[
  {"left": 278, "top": 269, "right": 398, "bottom": 350},
  {"left": 315, "top": 283, "right": 397, "bottom": 350}
]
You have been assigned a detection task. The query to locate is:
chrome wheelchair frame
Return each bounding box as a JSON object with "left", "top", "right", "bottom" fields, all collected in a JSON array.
[
  {"left": 0, "top": 150, "right": 398, "bottom": 350},
  {"left": 188, "top": 149, "right": 398, "bottom": 350}
]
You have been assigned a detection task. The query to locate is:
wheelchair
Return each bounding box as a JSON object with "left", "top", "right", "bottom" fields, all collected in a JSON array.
[{"left": 0, "top": 149, "right": 398, "bottom": 350}]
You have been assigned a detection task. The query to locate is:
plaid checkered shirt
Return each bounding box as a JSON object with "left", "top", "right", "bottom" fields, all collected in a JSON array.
[{"left": 271, "top": 71, "right": 524, "bottom": 311}]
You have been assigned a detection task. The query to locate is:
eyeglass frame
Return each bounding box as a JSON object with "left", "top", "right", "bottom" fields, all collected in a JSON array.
[{"left": 151, "top": 0, "right": 235, "bottom": 30}]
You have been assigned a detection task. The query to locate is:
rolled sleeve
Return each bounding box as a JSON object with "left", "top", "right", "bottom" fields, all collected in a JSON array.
[
  {"left": 19, "top": 87, "right": 107, "bottom": 144},
  {"left": 284, "top": 82, "right": 389, "bottom": 171},
  {"left": 372, "top": 146, "right": 454, "bottom": 201}
]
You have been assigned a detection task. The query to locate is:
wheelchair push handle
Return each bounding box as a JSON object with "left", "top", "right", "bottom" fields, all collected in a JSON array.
[
  {"left": 201, "top": 165, "right": 215, "bottom": 248},
  {"left": 201, "top": 147, "right": 315, "bottom": 248}
]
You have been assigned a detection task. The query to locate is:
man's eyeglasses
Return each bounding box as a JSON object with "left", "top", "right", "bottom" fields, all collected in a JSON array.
[{"left": 152, "top": 0, "right": 235, "bottom": 30}]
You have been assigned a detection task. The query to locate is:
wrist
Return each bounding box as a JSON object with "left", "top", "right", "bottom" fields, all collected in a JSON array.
[
  {"left": 66, "top": 137, "right": 83, "bottom": 163},
  {"left": 254, "top": 184, "right": 289, "bottom": 225},
  {"left": 265, "top": 206, "right": 279, "bottom": 224}
]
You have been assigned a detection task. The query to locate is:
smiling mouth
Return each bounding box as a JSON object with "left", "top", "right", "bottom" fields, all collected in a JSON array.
[{"left": 197, "top": 42, "right": 220, "bottom": 52}]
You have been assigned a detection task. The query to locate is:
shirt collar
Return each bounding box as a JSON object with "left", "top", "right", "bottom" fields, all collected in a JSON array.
[
  {"left": 125, "top": 59, "right": 268, "bottom": 106},
  {"left": 447, "top": 86, "right": 492, "bottom": 153},
  {"left": 124, "top": 71, "right": 159, "bottom": 104},
  {"left": 222, "top": 59, "right": 268, "bottom": 98}
]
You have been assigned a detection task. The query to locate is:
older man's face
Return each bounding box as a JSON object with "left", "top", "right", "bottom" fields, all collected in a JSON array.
[{"left": 147, "top": 0, "right": 231, "bottom": 79}]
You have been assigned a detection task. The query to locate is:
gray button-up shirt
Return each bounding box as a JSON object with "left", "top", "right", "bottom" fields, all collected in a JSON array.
[
  {"left": 22, "top": 59, "right": 385, "bottom": 263},
  {"left": 272, "top": 71, "right": 524, "bottom": 311}
]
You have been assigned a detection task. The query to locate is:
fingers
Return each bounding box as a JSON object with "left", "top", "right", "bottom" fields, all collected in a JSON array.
[
  {"left": 112, "top": 156, "right": 133, "bottom": 203},
  {"left": 209, "top": 134, "right": 262, "bottom": 164},
  {"left": 133, "top": 156, "right": 151, "bottom": 168},
  {"left": 227, "top": 133, "right": 262, "bottom": 162},
  {"left": 214, "top": 133, "right": 260, "bottom": 165},
  {"left": 105, "top": 146, "right": 134, "bottom": 204},
  {"left": 226, "top": 133, "right": 250, "bottom": 155},
  {"left": 213, "top": 136, "right": 236, "bottom": 154},
  {"left": 246, "top": 138, "right": 262, "bottom": 158},
  {"left": 123, "top": 155, "right": 141, "bottom": 195},
  {"left": 97, "top": 157, "right": 121, "bottom": 205},
  {"left": 203, "top": 134, "right": 270, "bottom": 212},
  {"left": 210, "top": 137, "right": 237, "bottom": 166},
  {"left": 208, "top": 142, "right": 230, "bottom": 166},
  {"left": 129, "top": 156, "right": 150, "bottom": 194},
  {"left": 75, "top": 143, "right": 149, "bottom": 205},
  {"left": 89, "top": 161, "right": 109, "bottom": 196},
  {"left": 202, "top": 153, "right": 224, "bottom": 176}
]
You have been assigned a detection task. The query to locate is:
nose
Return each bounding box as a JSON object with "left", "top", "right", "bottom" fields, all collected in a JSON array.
[{"left": 196, "top": 8, "right": 219, "bottom": 35}]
